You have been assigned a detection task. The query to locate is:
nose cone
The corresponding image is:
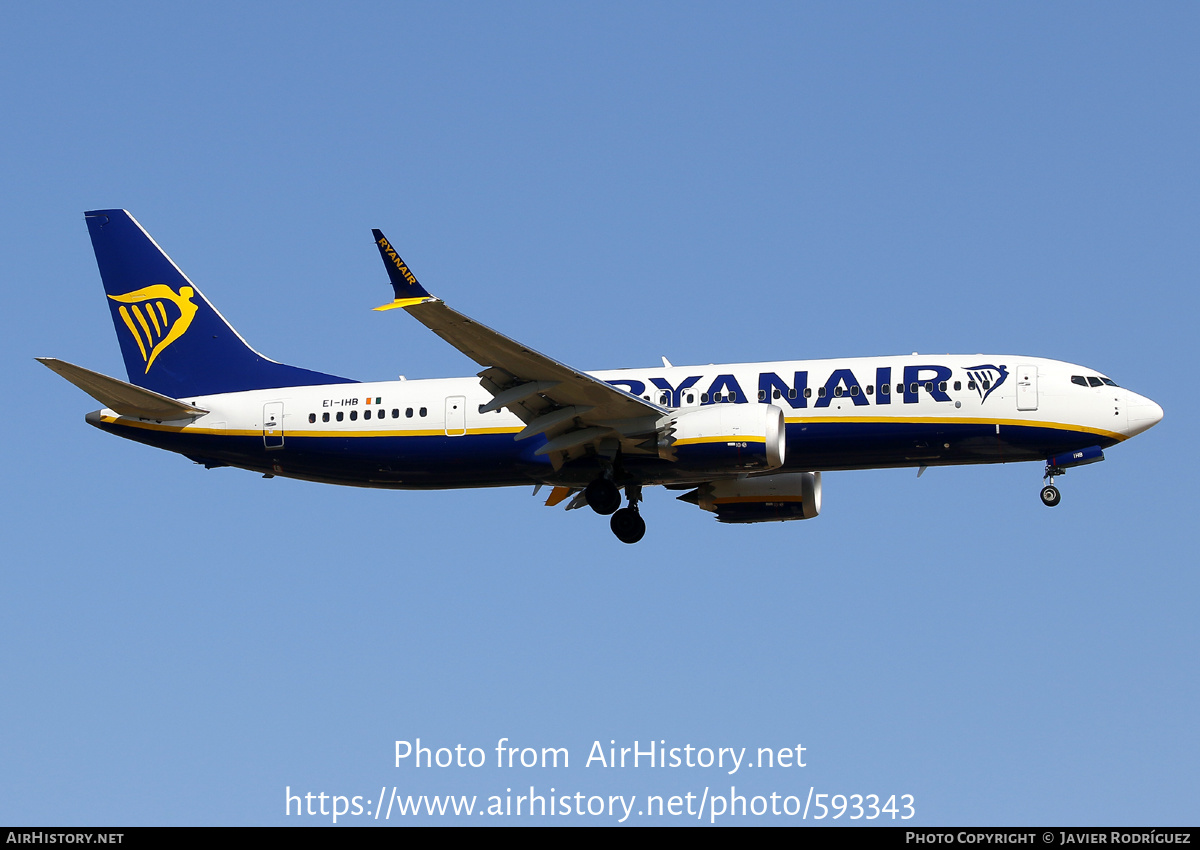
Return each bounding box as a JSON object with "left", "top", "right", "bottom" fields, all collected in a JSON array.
[{"left": 1125, "top": 391, "right": 1164, "bottom": 437}]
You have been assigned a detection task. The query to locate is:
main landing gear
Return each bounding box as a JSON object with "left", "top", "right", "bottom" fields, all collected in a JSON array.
[
  {"left": 584, "top": 478, "right": 621, "bottom": 516},
  {"left": 1040, "top": 460, "right": 1064, "bottom": 507},
  {"left": 585, "top": 478, "right": 646, "bottom": 543},
  {"left": 610, "top": 506, "right": 646, "bottom": 545}
]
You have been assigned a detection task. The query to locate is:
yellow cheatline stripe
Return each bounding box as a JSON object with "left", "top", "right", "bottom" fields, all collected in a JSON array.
[
  {"left": 713, "top": 496, "right": 805, "bottom": 504},
  {"left": 373, "top": 297, "right": 434, "bottom": 311},
  {"left": 117, "top": 306, "right": 148, "bottom": 361},
  {"left": 101, "top": 414, "right": 1123, "bottom": 444},
  {"left": 782, "top": 415, "right": 1126, "bottom": 443},
  {"left": 291, "top": 426, "right": 522, "bottom": 438},
  {"left": 100, "top": 415, "right": 523, "bottom": 439},
  {"left": 674, "top": 435, "right": 768, "bottom": 446}
]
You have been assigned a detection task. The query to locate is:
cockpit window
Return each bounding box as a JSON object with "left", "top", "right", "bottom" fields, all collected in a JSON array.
[
  {"left": 1101, "top": 377, "right": 1119, "bottom": 387},
  {"left": 1071, "top": 376, "right": 1088, "bottom": 387},
  {"left": 1087, "top": 376, "right": 1104, "bottom": 388}
]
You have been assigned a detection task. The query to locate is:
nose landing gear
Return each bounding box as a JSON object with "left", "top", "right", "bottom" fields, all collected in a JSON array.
[{"left": 1040, "top": 460, "right": 1064, "bottom": 507}]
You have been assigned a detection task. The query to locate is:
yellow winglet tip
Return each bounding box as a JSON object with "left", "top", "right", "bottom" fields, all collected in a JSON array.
[{"left": 373, "top": 297, "right": 435, "bottom": 312}]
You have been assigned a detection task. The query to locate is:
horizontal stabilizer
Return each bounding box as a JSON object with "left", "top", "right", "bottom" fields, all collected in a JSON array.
[{"left": 36, "top": 357, "right": 207, "bottom": 420}]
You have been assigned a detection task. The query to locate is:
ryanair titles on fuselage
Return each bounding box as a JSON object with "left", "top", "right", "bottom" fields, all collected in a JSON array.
[{"left": 604, "top": 362, "right": 1009, "bottom": 408}]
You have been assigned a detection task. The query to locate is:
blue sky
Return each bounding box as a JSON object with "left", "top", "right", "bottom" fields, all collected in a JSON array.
[{"left": 3, "top": 2, "right": 1196, "bottom": 825}]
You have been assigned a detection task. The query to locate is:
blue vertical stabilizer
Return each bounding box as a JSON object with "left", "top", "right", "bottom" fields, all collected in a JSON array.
[{"left": 85, "top": 210, "right": 355, "bottom": 398}]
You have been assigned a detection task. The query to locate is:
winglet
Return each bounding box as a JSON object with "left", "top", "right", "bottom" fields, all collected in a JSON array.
[{"left": 371, "top": 229, "right": 435, "bottom": 311}]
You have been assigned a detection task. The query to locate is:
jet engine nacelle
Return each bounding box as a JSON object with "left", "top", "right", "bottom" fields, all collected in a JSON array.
[
  {"left": 682, "top": 471, "right": 822, "bottom": 524},
  {"left": 664, "top": 404, "right": 786, "bottom": 473}
]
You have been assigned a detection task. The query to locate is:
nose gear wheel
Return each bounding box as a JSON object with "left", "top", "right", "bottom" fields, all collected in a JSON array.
[{"left": 1040, "top": 461, "right": 1065, "bottom": 507}]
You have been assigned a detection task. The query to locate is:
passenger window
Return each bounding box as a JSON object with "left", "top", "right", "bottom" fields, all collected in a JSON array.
[
  {"left": 804, "top": 388, "right": 812, "bottom": 398},
  {"left": 685, "top": 392, "right": 695, "bottom": 404},
  {"left": 866, "top": 385, "right": 874, "bottom": 395},
  {"left": 406, "top": 408, "right": 413, "bottom": 418},
  {"left": 817, "top": 387, "right": 827, "bottom": 398},
  {"left": 834, "top": 386, "right": 843, "bottom": 397},
  {"left": 392, "top": 409, "right": 399, "bottom": 418},
  {"left": 700, "top": 393, "right": 708, "bottom": 403},
  {"left": 881, "top": 384, "right": 890, "bottom": 395},
  {"left": 364, "top": 409, "right": 372, "bottom": 420},
  {"left": 788, "top": 388, "right": 797, "bottom": 399},
  {"left": 350, "top": 410, "right": 358, "bottom": 421},
  {"left": 897, "top": 383, "right": 904, "bottom": 394},
  {"left": 924, "top": 382, "right": 933, "bottom": 393},
  {"left": 954, "top": 381, "right": 961, "bottom": 391},
  {"left": 982, "top": 380, "right": 991, "bottom": 389},
  {"left": 420, "top": 407, "right": 427, "bottom": 417},
  {"left": 322, "top": 412, "right": 330, "bottom": 422},
  {"left": 758, "top": 390, "right": 767, "bottom": 401},
  {"left": 336, "top": 411, "right": 344, "bottom": 422},
  {"left": 772, "top": 389, "right": 781, "bottom": 400},
  {"left": 308, "top": 413, "right": 316, "bottom": 423},
  {"left": 938, "top": 382, "right": 947, "bottom": 392},
  {"left": 909, "top": 383, "right": 918, "bottom": 394},
  {"left": 968, "top": 380, "right": 977, "bottom": 390},
  {"left": 661, "top": 392, "right": 671, "bottom": 405},
  {"left": 850, "top": 386, "right": 859, "bottom": 396}
]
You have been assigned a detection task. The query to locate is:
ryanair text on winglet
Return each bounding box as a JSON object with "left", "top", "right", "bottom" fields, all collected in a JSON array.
[{"left": 377, "top": 235, "right": 418, "bottom": 287}]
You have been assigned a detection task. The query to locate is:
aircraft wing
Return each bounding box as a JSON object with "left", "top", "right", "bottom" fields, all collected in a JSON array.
[{"left": 371, "top": 231, "right": 665, "bottom": 467}]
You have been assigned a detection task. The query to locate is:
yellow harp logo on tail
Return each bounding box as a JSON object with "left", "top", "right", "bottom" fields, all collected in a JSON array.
[{"left": 108, "top": 285, "right": 199, "bottom": 373}]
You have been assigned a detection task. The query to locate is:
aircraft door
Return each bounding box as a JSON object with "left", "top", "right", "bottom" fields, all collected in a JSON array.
[
  {"left": 263, "top": 402, "right": 285, "bottom": 449},
  {"left": 1016, "top": 366, "right": 1038, "bottom": 411},
  {"left": 445, "top": 395, "right": 466, "bottom": 436}
]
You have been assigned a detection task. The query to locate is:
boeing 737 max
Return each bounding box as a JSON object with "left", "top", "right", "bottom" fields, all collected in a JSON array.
[{"left": 40, "top": 210, "right": 1164, "bottom": 543}]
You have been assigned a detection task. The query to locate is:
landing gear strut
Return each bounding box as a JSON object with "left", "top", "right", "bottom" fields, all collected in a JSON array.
[
  {"left": 1041, "top": 461, "right": 1064, "bottom": 507},
  {"left": 609, "top": 483, "right": 645, "bottom": 544}
]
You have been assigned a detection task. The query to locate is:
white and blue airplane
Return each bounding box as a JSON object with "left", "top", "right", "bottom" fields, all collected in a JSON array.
[{"left": 41, "top": 209, "right": 1163, "bottom": 543}]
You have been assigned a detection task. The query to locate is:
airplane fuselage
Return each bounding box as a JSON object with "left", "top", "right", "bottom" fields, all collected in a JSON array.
[{"left": 89, "top": 353, "right": 1160, "bottom": 490}]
